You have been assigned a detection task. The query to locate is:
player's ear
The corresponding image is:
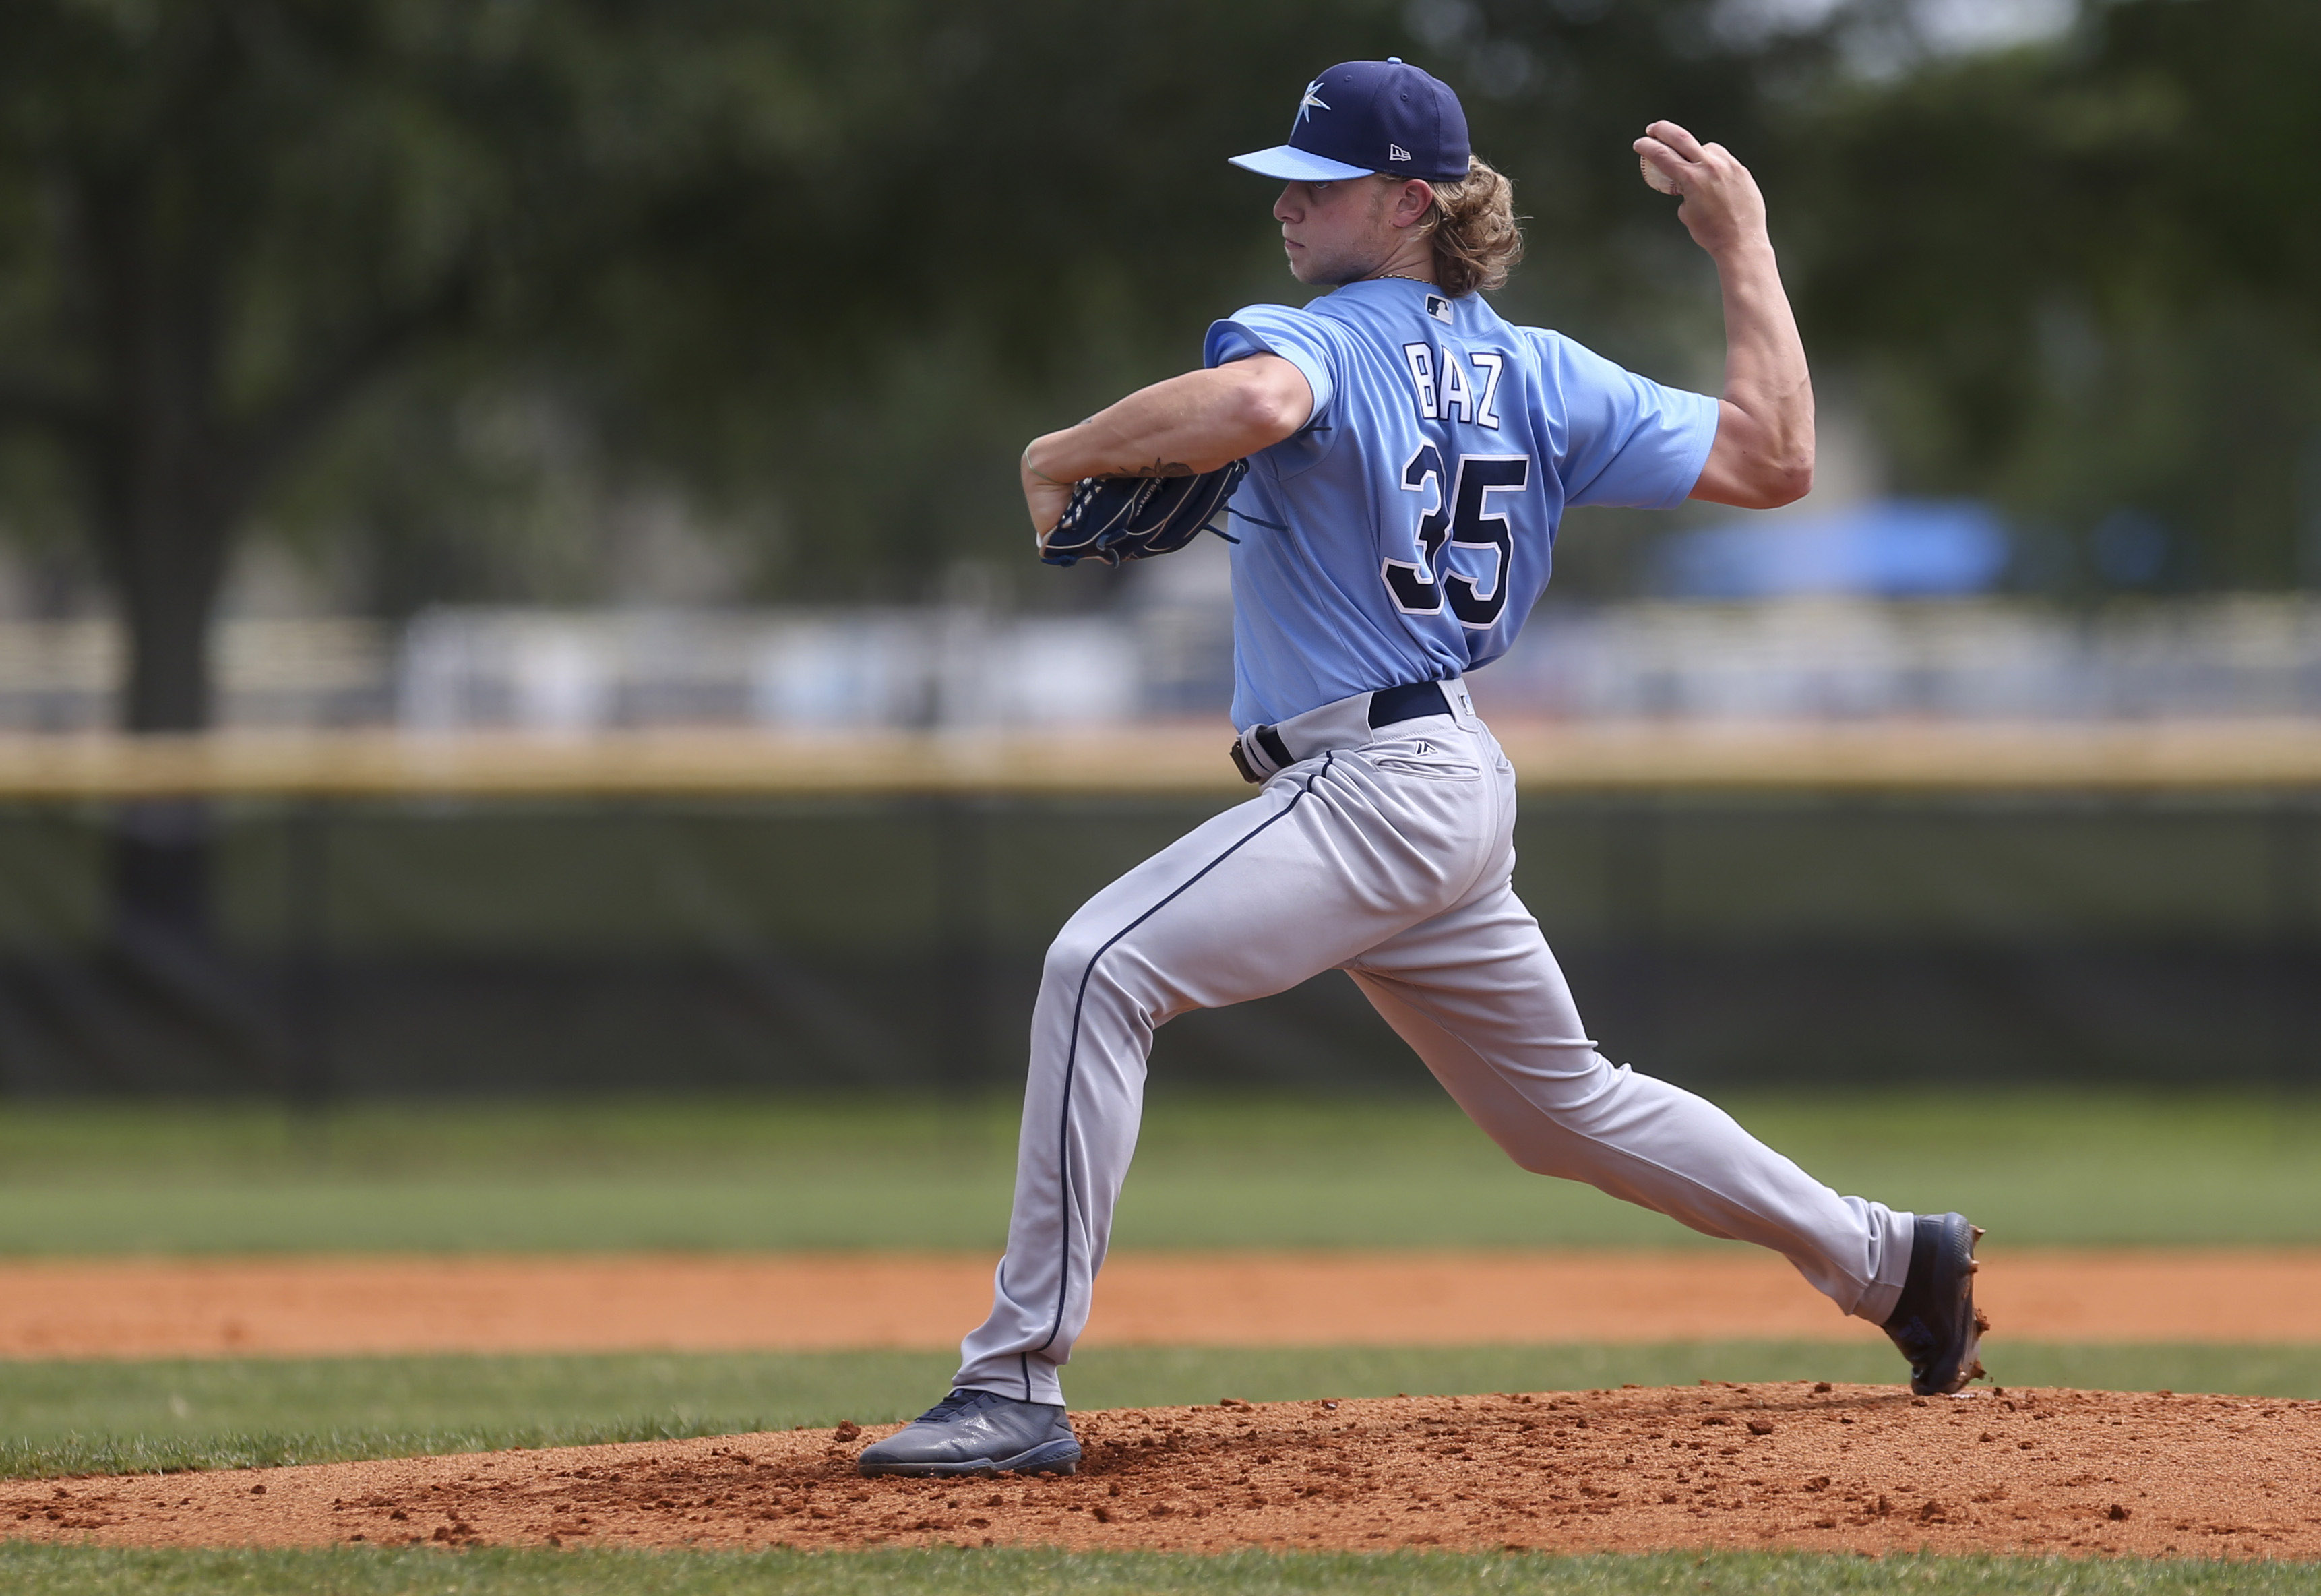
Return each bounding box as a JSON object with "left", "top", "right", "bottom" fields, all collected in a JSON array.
[{"left": 1390, "top": 179, "right": 1436, "bottom": 230}]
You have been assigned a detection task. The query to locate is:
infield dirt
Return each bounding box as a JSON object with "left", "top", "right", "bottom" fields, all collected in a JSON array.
[
  {"left": 7, "top": 1384, "right": 2320, "bottom": 1560},
  {"left": 7, "top": 1250, "right": 2321, "bottom": 1357}
]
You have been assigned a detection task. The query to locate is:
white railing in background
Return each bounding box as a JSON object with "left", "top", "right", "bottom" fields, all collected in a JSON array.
[
  {"left": 379, "top": 594, "right": 2321, "bottom": 729},
  {"left": 0, "top": 618, "right": 392, "bottom": 731},
  {"left": 5, "top": 596, "right": 2321, "bottom": 732},
  {"left": 1479, "top": 596, "right": 2321, "bottom": 722},
  {"left": 396, "top": 607, "right": 1142, "bottom": 733}
]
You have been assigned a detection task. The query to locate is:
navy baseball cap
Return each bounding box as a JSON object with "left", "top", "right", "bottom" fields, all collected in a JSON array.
[{"left": 1230, "top": 59, "right": 1470, "bottom": 185}]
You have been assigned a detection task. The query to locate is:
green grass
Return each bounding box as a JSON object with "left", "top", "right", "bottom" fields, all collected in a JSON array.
[
  {"left": 1, "top": 1546, "right": 2317, "bottom": 1596},
  {"left": 9, "top": 1337, "right": 2320, "bottom": 1593},
  {"left": 0, "top": 1089, "right": 2317, "bottom": 1253},
  {"left": 2, "top": 1097, "right": 2312, "bottom": 1596},
  {"left": 8, "top": 1341, "right": 2321, "bottom": 1481}
]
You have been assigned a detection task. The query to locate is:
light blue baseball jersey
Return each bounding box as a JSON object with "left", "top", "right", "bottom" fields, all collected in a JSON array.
[{"left": 1204, "top": 278, "right": 1719, "bottom": 728}]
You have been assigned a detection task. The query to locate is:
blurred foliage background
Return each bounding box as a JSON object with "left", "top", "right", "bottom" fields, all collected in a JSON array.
[{"left": 0, "top": 0, "right": 2316, "bottom": 727}]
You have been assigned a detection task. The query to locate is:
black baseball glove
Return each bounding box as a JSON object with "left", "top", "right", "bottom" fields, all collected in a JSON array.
[{"left": 1037, "top": 459, "right": 1249, "bottom": 568}]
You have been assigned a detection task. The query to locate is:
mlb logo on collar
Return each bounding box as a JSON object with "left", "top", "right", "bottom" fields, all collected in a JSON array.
[
  {"left": 1229, "top": 59, "right": 1471, "bottom": 185},
  {"left": 1426, "top": 294, "right": 1452, "bottom": 324}
]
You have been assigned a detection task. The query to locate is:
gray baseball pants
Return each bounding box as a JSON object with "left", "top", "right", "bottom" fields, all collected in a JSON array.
[{"left": 955, "top": 680, "right": 1913, "bottom": 1405}]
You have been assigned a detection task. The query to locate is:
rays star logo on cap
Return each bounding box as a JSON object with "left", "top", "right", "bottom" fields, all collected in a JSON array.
[{"left": 1231, "top": 59, "right": 1471, "bottom": 185}]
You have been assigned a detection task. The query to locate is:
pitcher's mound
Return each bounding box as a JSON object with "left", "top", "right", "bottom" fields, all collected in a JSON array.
[{"left": 7, "top": 1384, "right": 2319, "bottom": 1560}]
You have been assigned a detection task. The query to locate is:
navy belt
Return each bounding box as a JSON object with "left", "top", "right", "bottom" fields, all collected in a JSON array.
[
  {"left": 1230, "top": 679, "right": 1453, "bottom": 783},
  {"left": 1367, "top": 679, "right": 1451, "bottom": 728}
]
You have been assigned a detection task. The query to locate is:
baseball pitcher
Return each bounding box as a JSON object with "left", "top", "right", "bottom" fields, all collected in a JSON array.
[{"left": 859, "top": 59, "right": 1983, "bottom": 1479}]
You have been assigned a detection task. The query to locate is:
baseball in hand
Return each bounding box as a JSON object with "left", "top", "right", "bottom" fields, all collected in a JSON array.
[{"left": 1639, "top": 153, "right": 1681, "bottom": 195}]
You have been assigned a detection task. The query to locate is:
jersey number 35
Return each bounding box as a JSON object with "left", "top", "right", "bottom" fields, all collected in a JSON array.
[{"left": 1384, "top": 445, "right": 1530, "bottom": 630}]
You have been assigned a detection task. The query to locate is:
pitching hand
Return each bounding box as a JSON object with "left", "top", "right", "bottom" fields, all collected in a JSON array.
[{"left": 1634, "top": 121, "right": 1769, "bottom": 257}]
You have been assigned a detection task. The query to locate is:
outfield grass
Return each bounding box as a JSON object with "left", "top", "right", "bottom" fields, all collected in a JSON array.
[
  {"left": 8, "top": 1340, "right": 2321, "bottom": 1481},
  {"left": 1, "top": 1545, "right": 2316, "bottom": 1596},
  {"left": 0, "top": 1090, "right": 2315, "bottom": 1253}
]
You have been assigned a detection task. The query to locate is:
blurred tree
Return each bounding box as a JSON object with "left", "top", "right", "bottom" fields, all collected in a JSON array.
[
  {"left": 0, "top": 0, "right": 1849, "bottom": 702},
  {"left": 0, "top": 0, "right": 923, "bottom": 952},
  {"left": 1788, "top": 0, "right": 2321, "bottom": 592},
  {"left": 0, "top": 1, "right": 460, "bottom": 733},
  {"left": 0, "top": 0, "right": 1869, "bottom": 1023},
  {"left": 39, "top": 1, "right": 2318, "bottom": 675},
  {"left": 0, "top": 0, "right": 931, "bottom": 729},
  {"left": 0, "top": 1, "right": 517, "bottom": 960},
  {"left": 280, "top": 0, "right": 1844, "bottom": 608}
]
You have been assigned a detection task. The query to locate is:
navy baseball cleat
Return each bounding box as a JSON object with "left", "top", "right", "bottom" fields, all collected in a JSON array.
[
  {"left": 1882, "top": 1211, "right": 1988, "bottom": 1396},
  {"left": 856, "top": 1388, "right": 1081, "bottom": 1477}
]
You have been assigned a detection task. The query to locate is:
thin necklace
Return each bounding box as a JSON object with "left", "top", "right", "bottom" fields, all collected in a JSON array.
[{"left": 1369, "top": 272, "right": 1436, "bottom": 286}]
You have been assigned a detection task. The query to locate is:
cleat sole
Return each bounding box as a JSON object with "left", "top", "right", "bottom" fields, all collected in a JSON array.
[{"left": 1889, "top": 1212, "right": 1988, "bottom": 1396}]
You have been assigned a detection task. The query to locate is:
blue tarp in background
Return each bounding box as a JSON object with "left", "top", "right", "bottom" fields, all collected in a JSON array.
[{"left": 1658, "top": 499, "right": 2011, "bottom": 600}]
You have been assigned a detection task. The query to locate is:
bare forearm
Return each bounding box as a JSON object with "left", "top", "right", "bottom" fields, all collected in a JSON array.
[
  {"left": 1024, "top": 360, "right": 1307, "bottom": 483},
  {"left": 1714, "top": 237, "right": 1814, "bottom": 488},
  {"left": 1018, "top": 355, "right": 1310, "bottom": 535},
  {"left": 1635, "top": 119, "right": 1815, "bottom": 509}
]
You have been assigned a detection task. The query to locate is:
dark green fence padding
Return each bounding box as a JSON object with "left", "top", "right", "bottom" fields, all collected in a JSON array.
[{"left": 0, "top": 793, "right": 2312, "bottom": 1095}]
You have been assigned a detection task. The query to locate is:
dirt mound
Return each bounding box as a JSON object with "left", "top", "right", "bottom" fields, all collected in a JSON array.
[{"left": 8, "top": 1384, "right": 2321, "bottom": 1559}]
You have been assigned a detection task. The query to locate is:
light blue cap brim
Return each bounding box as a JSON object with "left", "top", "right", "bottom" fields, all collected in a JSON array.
[{"left": 1228, "top": 144, "right": 1374, "bottom": 181}]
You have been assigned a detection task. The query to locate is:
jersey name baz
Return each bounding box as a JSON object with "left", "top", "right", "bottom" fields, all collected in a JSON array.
[
  {"left": 1400, "top": 338, "right": 1504, "bottom": 427},
  {"left": 1203, "top": 280, "right": 1716, "bottom": 730},
  {"left": 1392, "top": 336, "right": 1523, "bottom": 627}
]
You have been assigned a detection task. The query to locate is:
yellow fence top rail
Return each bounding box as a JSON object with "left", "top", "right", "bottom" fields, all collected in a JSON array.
[{"left": 0, "top": 720, "right": 2319, "bottom": 799}]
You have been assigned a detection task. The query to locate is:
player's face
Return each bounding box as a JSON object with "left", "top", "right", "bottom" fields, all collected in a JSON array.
[{"left": 1273, "top": 177, "right": 1402, "bottom": 286}]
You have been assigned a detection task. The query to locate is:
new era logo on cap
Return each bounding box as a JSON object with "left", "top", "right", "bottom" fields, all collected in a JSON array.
[{"left": 1229, "top": 59, "right": 1472, "bottom": 185}]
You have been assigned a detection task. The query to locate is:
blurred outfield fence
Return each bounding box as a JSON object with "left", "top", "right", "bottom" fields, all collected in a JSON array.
[{"left": 0, "top": 723, "right": 2314, "bottom": 1097}]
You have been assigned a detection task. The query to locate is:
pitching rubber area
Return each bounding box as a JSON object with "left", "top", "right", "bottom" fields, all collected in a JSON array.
[{"left": 6, "top": 1384, "right": 2318, "bottom": 1558}]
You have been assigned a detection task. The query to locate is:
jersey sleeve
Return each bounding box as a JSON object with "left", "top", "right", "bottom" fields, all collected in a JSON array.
[
  {"left": 1535, "top": 330, "right": 1720, "bottom": 510},
  {"left": 1204, "top": 304, "right": 1341, "bottom": 432}
]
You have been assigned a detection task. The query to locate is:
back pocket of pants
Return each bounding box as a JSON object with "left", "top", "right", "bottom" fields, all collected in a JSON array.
[{"left": 1369, "top": 751, "right": 1481, "bottom": 782}]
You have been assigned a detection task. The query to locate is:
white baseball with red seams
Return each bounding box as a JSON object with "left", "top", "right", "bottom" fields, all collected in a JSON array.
[{"left": 954, "top": 679, "right": 1913, "bottom": 1406}]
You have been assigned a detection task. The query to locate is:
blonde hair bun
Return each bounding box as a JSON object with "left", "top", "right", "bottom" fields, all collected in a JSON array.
[{"left": 1426, "top": 156, "right": 1524, "bottom": 299}]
